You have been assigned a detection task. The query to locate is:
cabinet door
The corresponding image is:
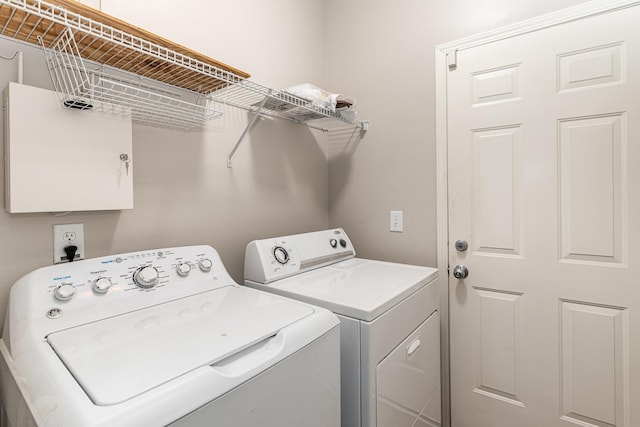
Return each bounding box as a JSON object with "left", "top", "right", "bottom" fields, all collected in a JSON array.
[{"left": 4, "top": 82, "right": 133, "bottom": 213}]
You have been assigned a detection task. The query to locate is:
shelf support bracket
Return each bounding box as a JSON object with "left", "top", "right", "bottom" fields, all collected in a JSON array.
[
  {"left": 0, "top": 50, "right": 23, "bottom": 84},
  {"left": 227, "top": 92, "right": 271, "bottom": 168}
]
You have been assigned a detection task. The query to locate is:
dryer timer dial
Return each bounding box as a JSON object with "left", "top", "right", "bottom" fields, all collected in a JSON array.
[{"left": 273, "top": 246, "right": 290, "bottom": 265}]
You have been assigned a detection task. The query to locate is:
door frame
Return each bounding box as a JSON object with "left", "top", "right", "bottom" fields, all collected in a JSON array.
[{"left": 434, "top": 1, "right": 640, "bottom": 425}]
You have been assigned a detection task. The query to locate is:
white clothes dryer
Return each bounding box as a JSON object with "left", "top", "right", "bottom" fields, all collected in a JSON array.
[
  {"left": 245, "top": 229, "right": 441, "bottom": 427},
  {"left": 0, "top": 245, "right": 340, "bottom": 427}
]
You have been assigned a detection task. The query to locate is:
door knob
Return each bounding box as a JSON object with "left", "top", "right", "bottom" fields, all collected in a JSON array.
[{"left": 452, "top": 265, "right": 469, "bottom": 279}]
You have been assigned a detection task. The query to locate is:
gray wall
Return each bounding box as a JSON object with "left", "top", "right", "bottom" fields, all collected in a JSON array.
[{"left": 325, "top": 0, "right": 588, "bottom": 266}]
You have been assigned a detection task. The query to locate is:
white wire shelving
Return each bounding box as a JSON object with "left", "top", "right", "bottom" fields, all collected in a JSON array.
[
  {"left": 212, "top": 80, "right": 368, "bottom": 131},
  {"left": 40, "top": 28, "right": 221, "bottom": 130},
  {"left": 213, "top": 81, "right": 369, "bottom": 166},
  {"left": 0, "top": 0, "right": 246, "bottom": 130},
  {"left": 0, "top": 0, "right": 368, "bottom": 149}
]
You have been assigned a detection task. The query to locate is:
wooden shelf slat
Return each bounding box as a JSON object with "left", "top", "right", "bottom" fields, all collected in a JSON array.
[{"left": 0, "top": 0, "right": 250, "bottom": 95}]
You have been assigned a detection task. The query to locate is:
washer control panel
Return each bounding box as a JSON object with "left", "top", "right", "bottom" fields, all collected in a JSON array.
[
  {"left": 245, "top": 228, "right": 356, "bottom": 284},
  {"left": 11, "top": 245, "right": 235, "bottom": 329}
]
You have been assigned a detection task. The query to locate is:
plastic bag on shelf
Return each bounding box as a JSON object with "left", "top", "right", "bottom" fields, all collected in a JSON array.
[{"left": 284, "top": 83, "right": 356, "bottom": 114}]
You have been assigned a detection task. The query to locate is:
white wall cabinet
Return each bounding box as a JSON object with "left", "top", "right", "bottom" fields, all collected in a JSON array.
[{"left": 4, "top": 82, "right": 133, "bottom": 213}]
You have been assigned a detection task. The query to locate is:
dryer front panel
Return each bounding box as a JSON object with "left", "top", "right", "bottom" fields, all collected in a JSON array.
[{"left": 376, "top": 311, "right": 441, "bottom": 426}]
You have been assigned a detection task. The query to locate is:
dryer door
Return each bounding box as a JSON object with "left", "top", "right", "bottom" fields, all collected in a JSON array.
[{"left": 376, "top": 310, "right": 441, "bottom": 426}]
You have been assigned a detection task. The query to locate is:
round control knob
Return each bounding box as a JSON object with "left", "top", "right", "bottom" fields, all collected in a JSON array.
[
  {"left": 176, "top": 262, "right": 191, "bottom": 277},
  {"left": 329, "top": 239, "right": 337, "bottom": 248},
  {"left": 92, "top": 277, "right": 112, "bottom": 294},
  {"left": 198, "top": 258, "right": 213, "bottom": 272},
  {"left": 54, "top": 283, "right": 76, "bottom": 301},
  {"left": 273, "top": 246, "right": 290, "bottom": 265},
  {"left": 134, "top": 266, "right": 160, "bottom": 289}
]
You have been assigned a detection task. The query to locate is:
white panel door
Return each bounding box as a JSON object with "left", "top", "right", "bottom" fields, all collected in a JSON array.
[{"left": 447, "top": 6, "right": 640, "bottom": 427}]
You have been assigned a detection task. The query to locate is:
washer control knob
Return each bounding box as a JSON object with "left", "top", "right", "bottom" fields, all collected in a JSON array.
[
  {"left": 273, "top": 246, "right": 290, "bottom": 265},
  {"left": 134, "top": 266, "right": 160, "bottom": 289},
  {"left": 339, "top": 239, "right": 347, "bottom": 248},
  {"left": 330, "top": 239, "right": 338, "bottom": 248},
  {"left": 54, "top": 283, "right": 76, "bottom": 301},
  {"left": 176, "top": 262, "right": 191, "bottom": 277},
  {"left": 198, "top": 258, "right": 213, "bottom": 272},
  {"left": 92, "top": 277, "right": 112, "bottom": 294}
]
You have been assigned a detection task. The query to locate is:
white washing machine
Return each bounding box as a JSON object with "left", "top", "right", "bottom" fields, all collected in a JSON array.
[
  {"left": 245, "top": 229, "right": 441, "bottom": 427},
  {"left": 0, "top": 245, "right": 340, "bottom": 427}
]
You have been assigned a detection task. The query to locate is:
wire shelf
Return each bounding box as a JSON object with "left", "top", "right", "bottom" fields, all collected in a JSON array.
[
  {"left": 0, "top": 0, "right": 369, "bottom": 134},
  {"left": 41, "top": 28, "right": 220, "bottom": 130},
  {"left": 0, "top": 0, "right": 250, "bottom": 92},
  {"left": 210, "top": 80, "right": 368, "bottom": 133}
]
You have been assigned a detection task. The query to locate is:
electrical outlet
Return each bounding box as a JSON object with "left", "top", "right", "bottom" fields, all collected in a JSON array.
[
  {"left": 390, "top": 210, "right": 403, "bottom": 232},
  {"left": 53, "top": 223, "right": 85, "bottom": 264}
]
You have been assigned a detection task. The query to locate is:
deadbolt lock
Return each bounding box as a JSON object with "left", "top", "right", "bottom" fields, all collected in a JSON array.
[{"left": 454, "top": 240, "right": 468, "bottom": 252}]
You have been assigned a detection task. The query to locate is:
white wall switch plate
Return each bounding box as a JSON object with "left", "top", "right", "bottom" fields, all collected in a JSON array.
[
  {"left": 390, "top": 210, "right": 403, "bottom": 232},
  {"left": 53, "top": 223, "right": 85, "bottom": 264}
]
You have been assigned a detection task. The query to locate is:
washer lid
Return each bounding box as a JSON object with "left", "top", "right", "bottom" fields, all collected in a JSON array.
[
  {"left": 47, "top": 286, "right": 313, "bottom": 406},
  {"left": 256, "top": 258, "right": 438, "bottom": 322}
]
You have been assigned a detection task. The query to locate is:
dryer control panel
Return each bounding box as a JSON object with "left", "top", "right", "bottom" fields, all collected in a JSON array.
[{"left": 244, "top": 228, "right": 356, "bottom": 284}]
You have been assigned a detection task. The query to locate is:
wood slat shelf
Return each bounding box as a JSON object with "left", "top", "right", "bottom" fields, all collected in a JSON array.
[
  {"left": 0, "top": 0, "right": 250, "bottom": 94},
  {"left": 0, "top": 0, "right": 369, "bottom": 136}
]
